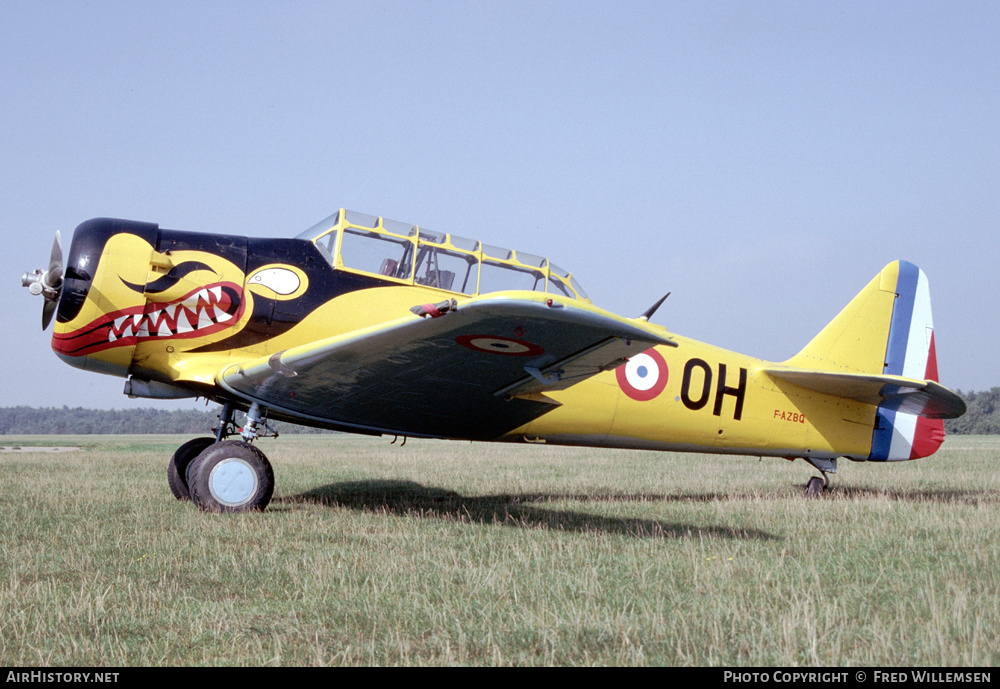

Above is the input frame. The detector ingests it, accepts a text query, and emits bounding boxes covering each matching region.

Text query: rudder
[869,261,944,460]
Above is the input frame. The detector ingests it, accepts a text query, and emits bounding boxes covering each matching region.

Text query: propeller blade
[42,299,57,330]
[49,230,62,269]
[45,230,63,291]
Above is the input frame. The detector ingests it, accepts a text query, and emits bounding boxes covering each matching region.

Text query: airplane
[21,209,966,512]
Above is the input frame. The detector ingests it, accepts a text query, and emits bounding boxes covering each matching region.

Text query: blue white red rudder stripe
[869,261,946,461]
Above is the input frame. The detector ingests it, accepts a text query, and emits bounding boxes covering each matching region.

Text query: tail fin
[785,261,926,375]
[774,261,963,461]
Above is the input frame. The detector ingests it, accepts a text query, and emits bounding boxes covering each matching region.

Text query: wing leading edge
[217,292,674,440]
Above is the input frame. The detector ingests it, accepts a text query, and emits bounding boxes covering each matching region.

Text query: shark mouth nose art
[52,282,244,356]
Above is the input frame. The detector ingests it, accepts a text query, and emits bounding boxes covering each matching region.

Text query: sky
[2,1,998,412]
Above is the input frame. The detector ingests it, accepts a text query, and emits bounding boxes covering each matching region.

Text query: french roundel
[455,334,545,356]
[616,349,669,401]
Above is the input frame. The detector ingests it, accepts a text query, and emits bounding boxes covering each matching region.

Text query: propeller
[21,231,64,329]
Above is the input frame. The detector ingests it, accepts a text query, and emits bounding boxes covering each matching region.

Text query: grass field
[1,433,997,666]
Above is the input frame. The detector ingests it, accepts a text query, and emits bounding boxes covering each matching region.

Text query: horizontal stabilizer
[764,368,966,419]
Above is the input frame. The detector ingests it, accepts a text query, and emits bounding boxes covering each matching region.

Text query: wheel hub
[208,457,259,507]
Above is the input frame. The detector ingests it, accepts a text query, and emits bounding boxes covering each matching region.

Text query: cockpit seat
[380,258,398,277]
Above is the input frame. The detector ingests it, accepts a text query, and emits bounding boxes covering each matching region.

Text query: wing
[217,292,675,439]
[763,368,966,419]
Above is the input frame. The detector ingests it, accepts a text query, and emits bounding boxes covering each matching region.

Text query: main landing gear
[167,402,276,513]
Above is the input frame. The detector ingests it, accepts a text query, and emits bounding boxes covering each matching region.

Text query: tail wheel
[805,476,826,498]
[168,437,217,501]
[189,440,274,513]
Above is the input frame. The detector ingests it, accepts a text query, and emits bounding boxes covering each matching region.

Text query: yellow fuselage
[49,216,952,465]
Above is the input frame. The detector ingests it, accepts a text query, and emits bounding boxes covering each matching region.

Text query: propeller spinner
[21,231,64,329]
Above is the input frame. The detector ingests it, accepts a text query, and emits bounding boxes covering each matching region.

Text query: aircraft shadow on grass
[831,486,998,505]
[286,480,779,541]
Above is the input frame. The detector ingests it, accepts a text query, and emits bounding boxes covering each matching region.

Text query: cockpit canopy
[296,209,589,300]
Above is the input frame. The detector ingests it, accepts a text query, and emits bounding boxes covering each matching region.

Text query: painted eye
[248,268,300,295]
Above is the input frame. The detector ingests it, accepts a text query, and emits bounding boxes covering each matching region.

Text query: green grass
[1,434,998,666]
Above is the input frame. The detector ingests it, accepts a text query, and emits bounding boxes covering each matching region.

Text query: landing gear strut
[167,402,276,513]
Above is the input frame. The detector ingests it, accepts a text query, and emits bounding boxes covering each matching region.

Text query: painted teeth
[196,308,214,329]
[106,287,235,343]
[181,288,219,309]
[176,310,194,334]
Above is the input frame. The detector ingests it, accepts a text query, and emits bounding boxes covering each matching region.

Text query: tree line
[943,388,1000,435]
[2,388,999,435]
[0,406,330,435]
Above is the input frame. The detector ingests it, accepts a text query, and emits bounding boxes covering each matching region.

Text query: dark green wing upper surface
[218,293,674,439]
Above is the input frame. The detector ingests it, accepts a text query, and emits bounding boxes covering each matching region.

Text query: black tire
[168,437,217,501]
[188,440,274,513]
[805,476,825,498]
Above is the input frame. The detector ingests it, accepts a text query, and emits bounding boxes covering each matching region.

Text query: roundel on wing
[616,349,668,401]
[454,334,545,356]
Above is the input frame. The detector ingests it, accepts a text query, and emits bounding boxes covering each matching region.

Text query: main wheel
[168,437,217,501]
[188,440,274,513]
